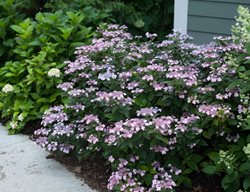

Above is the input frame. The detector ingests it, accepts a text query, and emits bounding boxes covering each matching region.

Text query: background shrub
[0,0,35,65]
[0,5,105,133]
[45,0,174,39]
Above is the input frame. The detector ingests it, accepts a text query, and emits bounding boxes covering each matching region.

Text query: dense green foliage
[45,0,174,39]
[0,0,110,66]
[0,45,64,133]
[0,2,106,133]
[0,0,32,64]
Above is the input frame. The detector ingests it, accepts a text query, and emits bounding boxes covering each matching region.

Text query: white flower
[18,114,24,121]
[145,32,158,39]
[98,71,117,81]
[108,155,115,163]
[48,68,60,77]
[243,144,250,158]
[10,121,18,129]
[2,84,14,93]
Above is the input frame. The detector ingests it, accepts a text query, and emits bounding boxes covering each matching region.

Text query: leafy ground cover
[34,6,250,192]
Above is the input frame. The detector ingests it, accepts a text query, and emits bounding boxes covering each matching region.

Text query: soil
[47,153,111,192]
[0,118,9,125]
[176,173,222,192]
[21,120,42,136]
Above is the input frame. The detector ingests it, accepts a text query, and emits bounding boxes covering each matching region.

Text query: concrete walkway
[0,126,96,192]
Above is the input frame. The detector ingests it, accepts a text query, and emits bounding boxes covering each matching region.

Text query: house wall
[187,0,250,44]
[174,0,189,34]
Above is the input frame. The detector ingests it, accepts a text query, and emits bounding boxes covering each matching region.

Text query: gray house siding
[187,0,250,44]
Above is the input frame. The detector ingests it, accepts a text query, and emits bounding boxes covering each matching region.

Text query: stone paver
[0,126,96,192]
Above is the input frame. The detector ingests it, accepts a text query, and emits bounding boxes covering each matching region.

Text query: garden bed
[53,155,222,192]
[26,121,222,192]
[1,2,250,191]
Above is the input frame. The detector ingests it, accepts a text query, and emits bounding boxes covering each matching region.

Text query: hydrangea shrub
[0,10,95,133]
[0,44,64,133]
[34,22,250,191]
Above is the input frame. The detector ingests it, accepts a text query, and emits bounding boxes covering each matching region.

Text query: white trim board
[174,0,189,34]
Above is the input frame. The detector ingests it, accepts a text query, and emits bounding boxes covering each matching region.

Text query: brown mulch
[47,153,111,192]
[21,120,42,136]
[177,173,222,192]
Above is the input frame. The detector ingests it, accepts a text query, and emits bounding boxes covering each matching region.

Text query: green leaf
[3,39,14,47]
[156,98,164,106]
[59,27,74,40]
[183,177,192,188]
[144,174,153,186]
[50,35,63,43]
[70,42,85,49]
[203,130,213,139]
[140,165,149,171]
[241,83,250,94]
[223,178,240,192]
[190,154,203,163]
[19,18,32,29]
[239,161,250,172]
[3,72,15,77]
[120,109,129,118]
[68,12,85,27]
[243,118,250,130]
[212,119,219,127]
[202,165,217,174]
[14,99,22,109]
[142,131,150,140]
[104,113,114,120]
[207,152,220,163]
[246,43,250,55]
[247,134,250,143]
[37,98,49,103]
[183,168,193,174]
[149,139,158,147]
[149,168,157,174]
[0,102,4,109]
[13,111,19,118]
[137,149,147,159]
[187,161,199,171]
[154,133,168,144]
[243,176,250,190]
[49,92,59,102]
[221,171,238,191]
[39,105,49,113]
[134,97,147,107]
[146,152,155,163]
[34,68,44,75]
[10,25,24,34]
[238,66,246,72]
[29,39,41,46]
[0,20,6,39]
